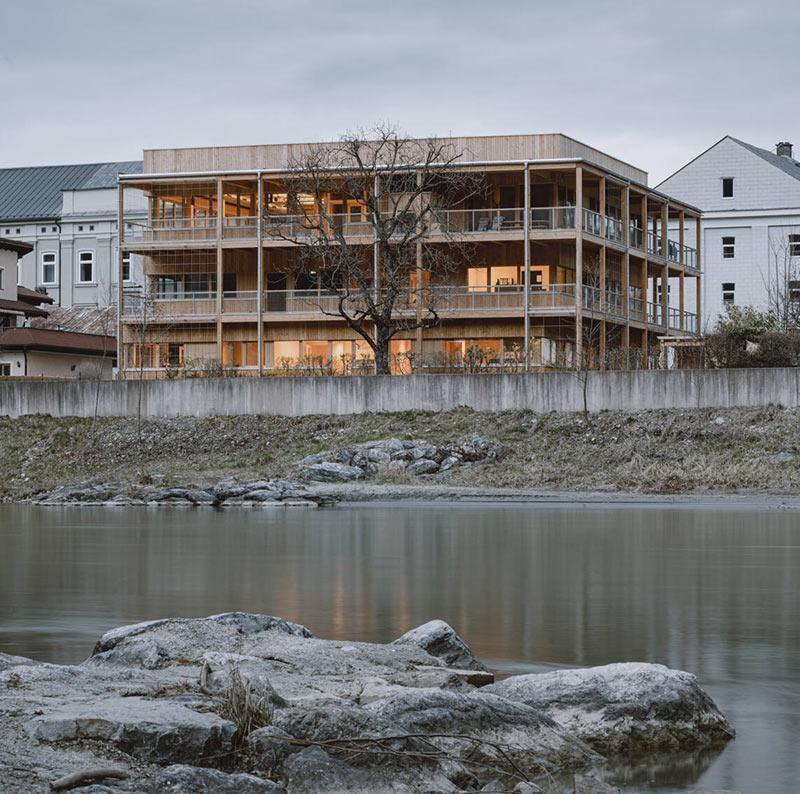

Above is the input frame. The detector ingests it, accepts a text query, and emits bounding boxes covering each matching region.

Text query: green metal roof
[0,160,142,223]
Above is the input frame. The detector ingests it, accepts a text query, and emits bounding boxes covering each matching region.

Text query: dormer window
[722,177,734,198]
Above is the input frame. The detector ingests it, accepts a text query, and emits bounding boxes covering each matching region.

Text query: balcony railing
[432,207,526,234]
[629,224,644,250]
[648,232,663,258]
[530,206,576,230]
[647,301,663,325]
[126,218,217,243]
[604,217,624,244]
[582,209,602,236]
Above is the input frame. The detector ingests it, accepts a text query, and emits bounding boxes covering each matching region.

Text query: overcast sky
[1,0,798,183]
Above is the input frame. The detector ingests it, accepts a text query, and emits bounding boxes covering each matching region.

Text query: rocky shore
[0,613,735,793]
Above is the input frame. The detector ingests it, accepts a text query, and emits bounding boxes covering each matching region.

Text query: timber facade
[117,134,702,378]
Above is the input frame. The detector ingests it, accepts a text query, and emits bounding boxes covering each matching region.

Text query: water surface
[1,502,798,793]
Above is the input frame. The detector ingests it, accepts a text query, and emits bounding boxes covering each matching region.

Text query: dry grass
[215,668,273,742]
[1,405,799,499]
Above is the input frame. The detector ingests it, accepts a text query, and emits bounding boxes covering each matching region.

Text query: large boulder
[91,612,313,667]
[301,462,364,482]
[393,620,488,673]
[28,696,236,764]
[483,663,734,755]
[154,764,284,793]
[364,689,600,777]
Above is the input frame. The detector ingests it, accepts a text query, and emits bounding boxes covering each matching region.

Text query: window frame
[789,234,800,258]
[77,249,95,284]
[722,236,736,259]
[722,177,734,199]
[40,251,58,285]
[121,251,132,283]
[721,282,736,304]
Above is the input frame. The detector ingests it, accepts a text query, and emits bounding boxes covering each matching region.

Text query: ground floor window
[127,343,158,369]
[223,341,258,368]
[0,363,10,377]
[722,282,735,304]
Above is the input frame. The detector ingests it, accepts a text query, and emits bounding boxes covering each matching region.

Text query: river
[1,501,798,793]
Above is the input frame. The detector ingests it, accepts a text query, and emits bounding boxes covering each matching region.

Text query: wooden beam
[216,177,223,364]
[575,165,583,368]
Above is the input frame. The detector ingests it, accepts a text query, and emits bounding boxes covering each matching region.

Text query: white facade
[0,348,114,379]
[5,186,147,308]
[658,136,800,331]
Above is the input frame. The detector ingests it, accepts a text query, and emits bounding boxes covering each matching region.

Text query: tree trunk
[374,330,391,375]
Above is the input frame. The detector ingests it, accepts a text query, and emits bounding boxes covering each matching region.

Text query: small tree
[272,124,484,375]
[763,236,800,331]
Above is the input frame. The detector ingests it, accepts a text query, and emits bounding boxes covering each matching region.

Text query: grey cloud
[0,0,798,183]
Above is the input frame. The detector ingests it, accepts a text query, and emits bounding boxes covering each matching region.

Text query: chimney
[776,141,793,158]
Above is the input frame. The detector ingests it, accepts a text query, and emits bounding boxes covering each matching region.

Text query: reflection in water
[0,503,798,793]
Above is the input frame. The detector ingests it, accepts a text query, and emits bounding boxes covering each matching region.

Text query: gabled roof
[729,137,800,183]
[0,237,33,255]
[657,135,800,188]
[0,160,143,223]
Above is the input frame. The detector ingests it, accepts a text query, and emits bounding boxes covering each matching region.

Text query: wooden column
[696,215,702,331]
[523,162,530,370]
[216,178,223,364]
[621,185,630,350]
[415,170,423,367]
[256,174,263,375]
[679,270,685,331]
[575,165,583,368]
[679,209,685,265]
[117,183,125,380]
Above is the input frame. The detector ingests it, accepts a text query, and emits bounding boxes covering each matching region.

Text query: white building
[0,161,146,308]
[658,136,800,330]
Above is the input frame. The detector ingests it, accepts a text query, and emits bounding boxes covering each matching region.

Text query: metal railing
[125,218,217,243]
[647,301,663,325]
[432,207,526,234]
[604,216,624,244]
[629,224,644,249]
[530,206,576,230]
[648,232,663,258]
[582,209,603,236]
[629,294,645,321]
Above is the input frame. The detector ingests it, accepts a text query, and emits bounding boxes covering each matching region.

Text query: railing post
[523,162,530,372]
[256,173,263,375]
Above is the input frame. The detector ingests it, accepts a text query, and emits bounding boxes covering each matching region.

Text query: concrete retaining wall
[1,369,799,419]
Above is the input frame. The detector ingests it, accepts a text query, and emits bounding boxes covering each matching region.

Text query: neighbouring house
[117,133,701,378]
[0,239,116,378]
[658,136,800,330]
[0,160,146,308]
[0,327,116,379]
[0,238,52,329]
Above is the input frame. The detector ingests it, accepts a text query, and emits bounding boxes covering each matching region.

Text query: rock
[406,459,439,476]
[482,662,734,755]
[247,727,303,773]
[393,620,488,673]
[243,489,286,502]
[438,455,462,472]
[28,696,236,764]
[155,764,283,793]
[364,689,600,775]
[203,660,287,710]
[0,652,38,671]
[92,612,312,666]
[88,637,169,669]
[282,746,400,793]
[301,462,364,482]
[148,487,215,505]
[573,773,620,793]
[767,452,796,464]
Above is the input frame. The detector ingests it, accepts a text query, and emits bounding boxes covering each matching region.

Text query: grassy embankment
[1,405,799,501]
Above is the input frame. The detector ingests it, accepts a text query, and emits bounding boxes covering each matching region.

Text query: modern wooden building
[117,134,701,377]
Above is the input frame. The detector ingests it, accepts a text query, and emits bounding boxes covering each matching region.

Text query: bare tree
[763,235,800,331]
[270,124,484,375]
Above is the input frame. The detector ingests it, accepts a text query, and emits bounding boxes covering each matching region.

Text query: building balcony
[123,208,698,269]
[121,283,697,333]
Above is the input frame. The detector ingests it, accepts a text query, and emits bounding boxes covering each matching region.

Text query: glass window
[722,282,735,304]
[41,252,57,284]
[78,251,94,283]
[789,234,800,257]
[122,253,131,282]
[722,178,734,198]
[722,237,735,259]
